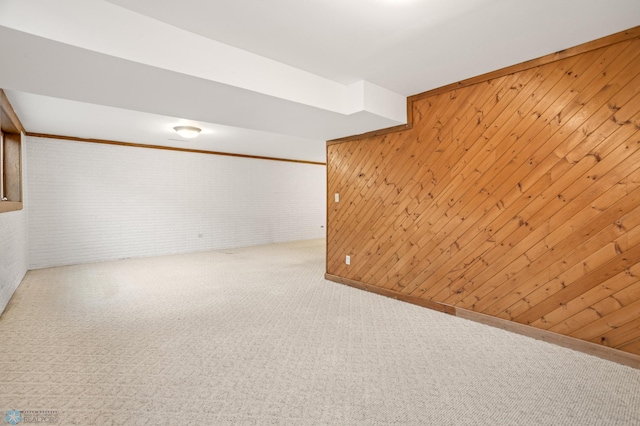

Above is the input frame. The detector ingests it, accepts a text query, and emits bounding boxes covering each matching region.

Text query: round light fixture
[173,126,201,139]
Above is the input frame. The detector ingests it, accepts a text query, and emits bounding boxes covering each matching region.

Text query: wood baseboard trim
[455,309,640,369]
[324,273,640,369]
[26,133,327,166]
[325,273,456,315]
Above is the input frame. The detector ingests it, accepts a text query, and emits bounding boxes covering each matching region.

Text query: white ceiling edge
[101,0,640,96]
[105,0,498,89]
[2,0,636,163]
[7,91,327,163]
[0,0,406,124]
[0,25,402,141]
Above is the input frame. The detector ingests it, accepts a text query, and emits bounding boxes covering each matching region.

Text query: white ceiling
[1,0,639,163]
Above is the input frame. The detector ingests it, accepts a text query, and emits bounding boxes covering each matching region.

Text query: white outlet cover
[334,193,340,202]
[345,255,350,265]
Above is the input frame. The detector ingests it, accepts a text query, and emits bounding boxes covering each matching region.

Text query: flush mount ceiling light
[173,126,201,139]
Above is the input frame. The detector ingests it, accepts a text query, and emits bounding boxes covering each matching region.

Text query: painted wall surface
[0,211,28,313]
[0,137,28,314]
[327,36,640,356]
[27,137,326,269]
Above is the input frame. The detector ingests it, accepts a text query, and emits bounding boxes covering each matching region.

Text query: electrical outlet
[335,193,340,202]
[345,255,351,265]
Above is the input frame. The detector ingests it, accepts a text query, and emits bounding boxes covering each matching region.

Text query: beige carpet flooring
[0,239,639,425]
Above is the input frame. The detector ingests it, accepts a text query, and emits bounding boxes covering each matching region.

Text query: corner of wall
[0,134,29,315]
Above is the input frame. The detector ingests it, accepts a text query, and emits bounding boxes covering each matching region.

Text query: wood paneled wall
[326,27,640,363]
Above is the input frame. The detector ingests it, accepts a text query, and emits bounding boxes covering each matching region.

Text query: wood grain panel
[326,26,640,360]
[0,89,24,134]
[3,132,21,202]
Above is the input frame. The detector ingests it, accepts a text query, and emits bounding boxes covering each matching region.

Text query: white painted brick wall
[0,210,28,313]
[26,137,326,269]
[0,136,28,314]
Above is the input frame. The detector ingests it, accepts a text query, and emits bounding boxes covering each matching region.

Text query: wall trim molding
[328,25,640,145]
[0,89,25,134]
[325,273,456,315]
[325,273,640,369]
[0,201,23,213]
[26,132,327,166]
[0,90,24,213]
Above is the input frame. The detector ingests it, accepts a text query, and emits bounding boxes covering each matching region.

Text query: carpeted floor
[0,239,639,425]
